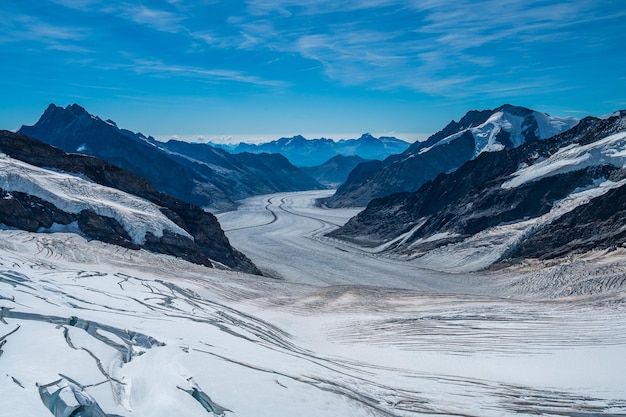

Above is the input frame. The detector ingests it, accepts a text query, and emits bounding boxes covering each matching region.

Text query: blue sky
[1,0,625,143]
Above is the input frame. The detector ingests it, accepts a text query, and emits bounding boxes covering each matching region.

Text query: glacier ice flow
[0,191,625,416]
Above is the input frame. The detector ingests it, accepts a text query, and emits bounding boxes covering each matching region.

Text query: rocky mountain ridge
[323,104,579,208]
[19,104,323,211]
[211,133,410,167]
[300,154,368,187]
[329,111,626,271]
[0,130,260,274]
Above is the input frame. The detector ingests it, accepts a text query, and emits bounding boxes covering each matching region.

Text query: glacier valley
[1,190,626,416]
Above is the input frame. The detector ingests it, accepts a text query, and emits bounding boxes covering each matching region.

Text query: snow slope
[503,131,626,189]
[331,113,626,273]
[403,131,626,273]
[326,105,579,208]
[1,222,626,417]
[0,154,191,244]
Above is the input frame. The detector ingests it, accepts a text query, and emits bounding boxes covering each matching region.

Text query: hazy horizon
[155,131,428,145]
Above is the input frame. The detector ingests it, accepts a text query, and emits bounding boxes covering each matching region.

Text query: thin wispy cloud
[21,0,618,97]
[1,0,624,137]
[130,59,291,88]
[116,4,185,33]
[48,0,102,10]
[0,14,87,43]
[214,0,619,98]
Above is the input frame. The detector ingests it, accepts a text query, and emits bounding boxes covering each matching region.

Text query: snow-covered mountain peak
[418,106,579,158]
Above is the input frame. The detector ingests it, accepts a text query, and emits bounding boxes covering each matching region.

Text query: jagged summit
[19,103,323,211]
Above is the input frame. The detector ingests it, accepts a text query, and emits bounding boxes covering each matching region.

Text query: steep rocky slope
[155,139,321,196]
[329,112,626,270]
[0,130,260,274]
[301,154,368,187]
[324,105,578,207]
[19,104,323,211]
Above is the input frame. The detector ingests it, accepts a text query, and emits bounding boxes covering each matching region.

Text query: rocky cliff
[0,130,260,274]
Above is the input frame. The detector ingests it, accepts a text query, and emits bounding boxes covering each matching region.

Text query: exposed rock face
[324,104,579,208]
[157,140,322,197]
[0,130,260,274]
[508,169,626,260]
[301,154,368,187]
[77,209,138,249]
[329,112,626,268]
[0,190,77,233]
[213,133,410,167]
[18,104,323,211]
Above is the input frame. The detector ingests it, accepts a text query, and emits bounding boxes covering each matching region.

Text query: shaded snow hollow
[0,154,191,244]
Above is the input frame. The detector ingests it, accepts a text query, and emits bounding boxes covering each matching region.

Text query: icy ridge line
[503,131,626,189]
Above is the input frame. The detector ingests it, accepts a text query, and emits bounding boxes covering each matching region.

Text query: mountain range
[329,111,626,271]
[323,104,579,207]
[19,104,323,211]
[210,133,410,167]
[300,154,368,187]
[7,102,626,272]
[0,129,260,274]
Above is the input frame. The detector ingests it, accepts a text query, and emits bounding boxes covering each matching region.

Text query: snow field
[1,190,626,416]
[417,110,578,158]
[503,131,626,189]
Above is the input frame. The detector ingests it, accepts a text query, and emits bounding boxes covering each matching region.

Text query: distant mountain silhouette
[301,154,369,187]
[19,104,323,211]
[211,133,410,167]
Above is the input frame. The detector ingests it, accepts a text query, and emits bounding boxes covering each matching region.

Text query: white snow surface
[392,178,626,273]
[418,110,578,158]
[0,155,191,244]
[1,190,626,416]
[533,110,579,139]
[503,131,626,189]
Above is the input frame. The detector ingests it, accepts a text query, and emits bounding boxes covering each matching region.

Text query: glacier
[1,191,625,416]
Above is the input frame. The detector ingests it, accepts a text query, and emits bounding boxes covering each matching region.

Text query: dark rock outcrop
[0,190,76,233]
[0,130,260,274]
